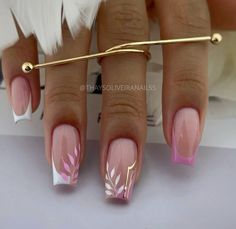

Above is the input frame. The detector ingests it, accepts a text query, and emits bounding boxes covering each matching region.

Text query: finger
[156,0,211,165]
[1,31,40,123]
[44,25,91,186]
[98,0,149,201]
[208,0,236,29]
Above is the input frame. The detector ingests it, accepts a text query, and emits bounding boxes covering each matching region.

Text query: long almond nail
[52,125,80,186]
[11,77,32,123]
[105,138,137,202]
[172,108,200,165]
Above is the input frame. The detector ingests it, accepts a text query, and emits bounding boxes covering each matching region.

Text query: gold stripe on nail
[123,161,137,199]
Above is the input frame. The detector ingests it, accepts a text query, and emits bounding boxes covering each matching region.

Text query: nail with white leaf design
[105,138,137,201]
[52,125,80,186]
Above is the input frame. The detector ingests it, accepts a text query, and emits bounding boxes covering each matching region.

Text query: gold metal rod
[107,36,213,52]
[22,49,148,73]
[34,49,146,69]
[113,33,222,51]
[22,33,222,74]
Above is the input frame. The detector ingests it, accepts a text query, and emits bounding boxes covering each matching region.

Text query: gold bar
[34,49,147,70]
[22,49,149,73]
[22,33,222,74]
[107,36,212,52]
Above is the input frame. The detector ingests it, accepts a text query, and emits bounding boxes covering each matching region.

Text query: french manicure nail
[172,108,200,165]
[52,125,80,186]
[11,77,32,123]
[105,138,137,202]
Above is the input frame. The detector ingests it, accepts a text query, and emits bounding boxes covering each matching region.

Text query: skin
[1,0,236,185]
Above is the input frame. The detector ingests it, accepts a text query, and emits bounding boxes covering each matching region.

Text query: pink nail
[52,125,81,186]
[105,138,137,202]
[11,77,32,123]
[172,108,200,166]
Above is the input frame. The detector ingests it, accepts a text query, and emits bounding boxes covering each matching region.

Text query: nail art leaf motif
[68,154,75,166]
[105,162,125,197]
[110,168,115,178]
[60,146,80,185]
[105,190,113,196]
[117,185,125,194]
[63,161,71,173]
[105,183,112,190]
[115,174,121,186]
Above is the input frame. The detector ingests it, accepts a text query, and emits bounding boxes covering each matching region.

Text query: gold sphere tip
[211,33,222,45]
[22,62,33,74]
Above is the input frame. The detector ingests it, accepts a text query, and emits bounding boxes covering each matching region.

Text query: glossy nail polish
[52,125,80,186]
[105,138,137,202]
[172,108,200,165]
[11,77,32,123]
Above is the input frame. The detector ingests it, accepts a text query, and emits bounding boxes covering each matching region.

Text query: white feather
[0,0,103,54]
[63,0,101,38]
[0,0,19,49]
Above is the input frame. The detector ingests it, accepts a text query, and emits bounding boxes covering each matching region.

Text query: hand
[1,0,235,202]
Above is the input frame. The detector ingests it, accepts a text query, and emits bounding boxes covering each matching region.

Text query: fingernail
[52,125,81,186]
[172,108,200,166]
[105,138,137,202]
[11,77,32,123]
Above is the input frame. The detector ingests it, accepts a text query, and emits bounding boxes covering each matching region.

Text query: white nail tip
[52,158,70,186]
[12,96,32,123]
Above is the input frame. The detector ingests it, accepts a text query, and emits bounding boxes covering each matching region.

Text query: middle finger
[98,0,149,201]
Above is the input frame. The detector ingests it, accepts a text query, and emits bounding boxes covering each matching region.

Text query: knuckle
[45,85,82,106]
[168,0,210,36]
[103,91,146,120]
[172,69,207,95]
[103,2,149,44]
